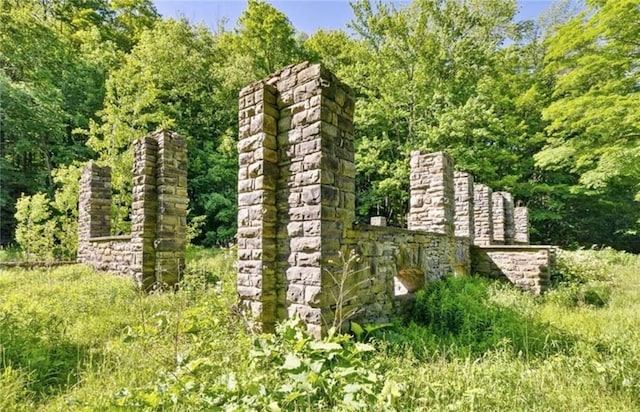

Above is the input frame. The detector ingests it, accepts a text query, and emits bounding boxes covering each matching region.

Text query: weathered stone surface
[237,62,550,337]
[473,184,493,246]
[514,206,530,245]
[492,191,506,245]
[471,245,555,294]
[454,172,474,240]
[78,130,187,290]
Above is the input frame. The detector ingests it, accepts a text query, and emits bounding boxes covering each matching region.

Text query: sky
[153,0,556,34]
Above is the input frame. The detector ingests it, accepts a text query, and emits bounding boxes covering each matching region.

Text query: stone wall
[78,130,187,289]
[341,225,453,322]
[471,246,555,294]
[237,62,555,336]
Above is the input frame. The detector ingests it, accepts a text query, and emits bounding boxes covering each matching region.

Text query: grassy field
[0,247,638,411]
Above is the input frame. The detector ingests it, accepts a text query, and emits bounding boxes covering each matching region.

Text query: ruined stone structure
[78,130,188,289]
[237,62,555,336]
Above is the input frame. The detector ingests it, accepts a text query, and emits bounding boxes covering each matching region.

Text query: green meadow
[1,247,638,411]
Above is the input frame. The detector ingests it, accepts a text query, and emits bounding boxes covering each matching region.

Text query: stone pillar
[273,63,355,338]
[473,184,493,246]
[131,136,158,289]
[454,172,474,240]
[408,151,455,236]
[502,192,515,244]
[237,82,280,332]
[408,151,455,277]
[78,162,111,263]
[492,192,506,245]
[154,131,188,287]
[514,206,530,245]
[237,62,355,337]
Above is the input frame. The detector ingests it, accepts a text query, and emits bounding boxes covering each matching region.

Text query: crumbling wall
[78,130,187,289]
[237,62,555,336]
[471,246,555,294]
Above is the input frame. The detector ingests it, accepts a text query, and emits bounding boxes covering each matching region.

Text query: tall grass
[0,246,638,410]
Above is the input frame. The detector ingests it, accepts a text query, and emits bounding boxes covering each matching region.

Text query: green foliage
[14,193,55,260]
[0,0,155,244]
[2,0,637,251]
[87,18,241,243]
[546,248,618,308]
[552,248,612,285]
[0,265,140,400]
[118,317,397,410]
[539,0,640,191]
[1,248,640,410]
[333,0,540,225]
[534,0,640,249]
[49,164,81,259]
[407,276,571,358]
[235,0,304,78]
[12,165,80,260]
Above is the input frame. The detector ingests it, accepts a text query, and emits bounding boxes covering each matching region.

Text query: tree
[0,0,156,245]
[537,0,640,192]
[535,0,640,251]
[235,0,303,79]
[88,19,239,244]
[14,193,56,260]
[334,0,518,224]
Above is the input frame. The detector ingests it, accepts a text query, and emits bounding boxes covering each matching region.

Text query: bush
[116,317,400,410]
[551,249,612,285]
[546,249,619,309]
[405,276,572,358]
[13,165,81,260]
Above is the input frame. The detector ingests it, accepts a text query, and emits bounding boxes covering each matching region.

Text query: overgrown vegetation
[2,0,639,252]
[1,247,638,410]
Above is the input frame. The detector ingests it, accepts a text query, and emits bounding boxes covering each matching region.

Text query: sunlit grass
[0,246,638,410]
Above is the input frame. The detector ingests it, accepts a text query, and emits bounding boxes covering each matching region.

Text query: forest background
[1,0,638,259]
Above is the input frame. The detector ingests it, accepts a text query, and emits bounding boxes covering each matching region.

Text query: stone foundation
[78,130,187,289]
[237,62,556,336]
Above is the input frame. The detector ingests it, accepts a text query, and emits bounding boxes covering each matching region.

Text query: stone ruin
[75,62,555,336]
[237,62,556,336]
[77,130,188,289]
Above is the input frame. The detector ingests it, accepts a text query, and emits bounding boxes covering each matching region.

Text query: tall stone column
[131,136,158,289]
[491,192,506,245]
[502,192,515,244]
[454,172,475,240]
[514,206,530,245]
[408,151,455,235]
[408,151,455,276]
[492,191,515,245]
[272,63,355,338]
[78,162,111,263]
[154,130,188,287]
[473,184,493,246]
[237,62,355,337]
[237,82,280,332]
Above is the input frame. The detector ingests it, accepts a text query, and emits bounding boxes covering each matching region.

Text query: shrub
[407,276,572,358]
[546,249,618,308]
[13,164,81,260]
[14,193,56,260]
[551,249,612,285]
[116,317,400,410]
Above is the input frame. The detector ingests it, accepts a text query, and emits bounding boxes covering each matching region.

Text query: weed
[0,247,638,410]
